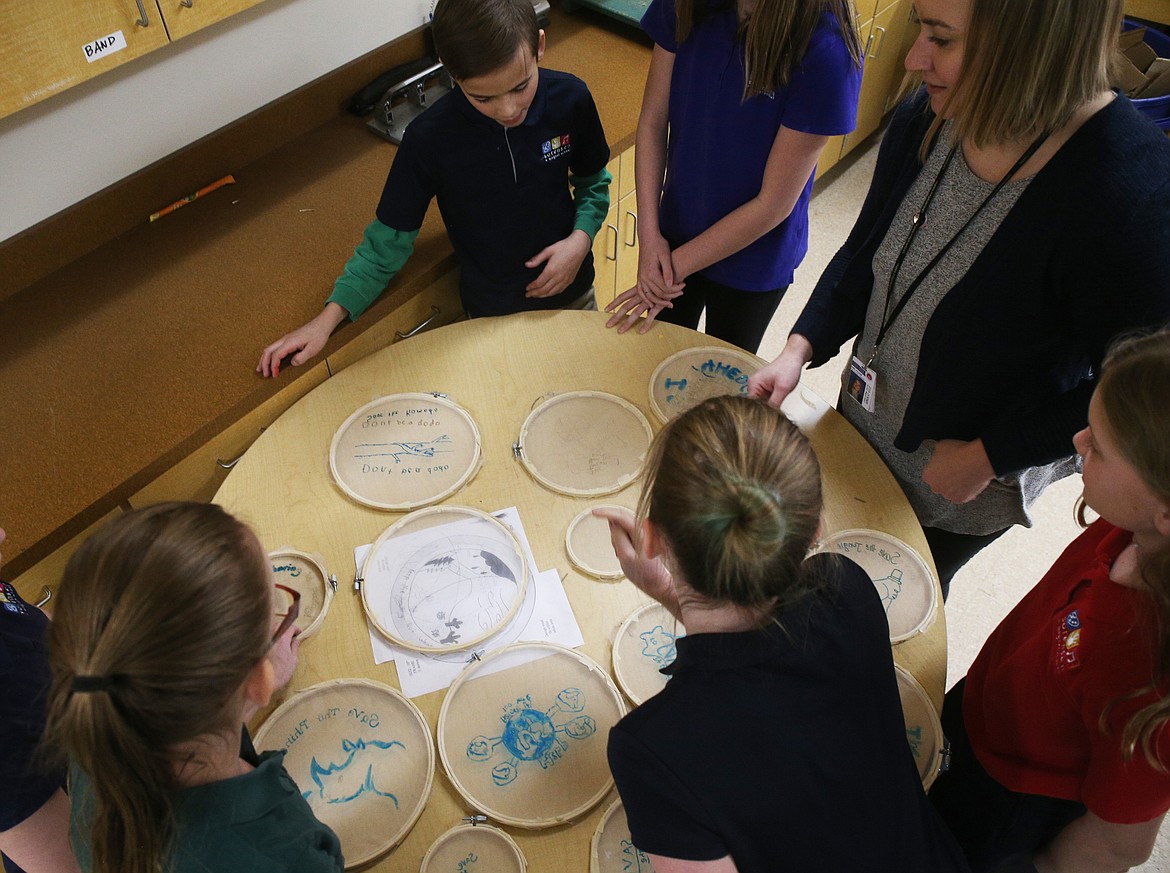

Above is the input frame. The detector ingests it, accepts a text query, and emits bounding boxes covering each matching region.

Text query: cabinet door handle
[395,305,442,341]
[870,26,887,59]
[624,212,638,247]
[863,32,874,60]
[217,455,242,469]
[134,0,150,26]
[606,223,618,261]
[35,586,52,609]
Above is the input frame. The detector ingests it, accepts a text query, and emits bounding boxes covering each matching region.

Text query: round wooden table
[216,309,946,870]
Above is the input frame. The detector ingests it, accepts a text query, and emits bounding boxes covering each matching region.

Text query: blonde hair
[637,396,828,619]
[926,0,1121,150]
[1092,328,1170,770]
[675,0,861,101]
[42,503,272,873]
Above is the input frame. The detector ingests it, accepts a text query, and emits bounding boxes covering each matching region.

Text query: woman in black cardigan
[750,0,1170,595]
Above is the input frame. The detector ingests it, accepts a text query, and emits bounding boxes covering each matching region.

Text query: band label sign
[83,31,127,64]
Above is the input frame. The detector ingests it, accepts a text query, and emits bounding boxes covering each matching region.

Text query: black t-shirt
[1,582,63,873]
[376,67,610,317]
[607,555,968,872]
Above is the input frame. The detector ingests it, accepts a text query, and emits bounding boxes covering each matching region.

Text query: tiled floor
[752,134,1168,871]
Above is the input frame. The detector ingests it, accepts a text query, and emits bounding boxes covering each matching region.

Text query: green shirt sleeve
[570,166,613,241]
[326,220,419,321]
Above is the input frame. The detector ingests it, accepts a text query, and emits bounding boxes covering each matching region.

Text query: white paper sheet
[359,507,584,697]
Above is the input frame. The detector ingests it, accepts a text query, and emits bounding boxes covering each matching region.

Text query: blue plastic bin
[1123,18,1170,130]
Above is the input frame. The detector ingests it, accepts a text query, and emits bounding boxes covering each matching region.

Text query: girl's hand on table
[922,438,996,503]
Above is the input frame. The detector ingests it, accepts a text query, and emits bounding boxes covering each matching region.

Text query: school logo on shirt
[541,132,571,163]
[0,581,30,616]
[1054,610,1081,671]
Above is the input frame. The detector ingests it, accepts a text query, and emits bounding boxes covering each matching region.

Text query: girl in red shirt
[930,327,1170,872]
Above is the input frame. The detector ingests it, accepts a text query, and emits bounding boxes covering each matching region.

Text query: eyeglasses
[272,583,301,643]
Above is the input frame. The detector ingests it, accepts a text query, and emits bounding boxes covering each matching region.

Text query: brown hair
[42,503,272,873]
[675,0,861,101]
[1092,328,1170,770]
[638,395,827,619]
[431,0,540,81]
[926,0,1121,150]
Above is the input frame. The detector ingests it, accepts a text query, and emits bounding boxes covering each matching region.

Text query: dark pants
[929,679,1087,872]
[656,273,787,354]
[923,525,1010,601]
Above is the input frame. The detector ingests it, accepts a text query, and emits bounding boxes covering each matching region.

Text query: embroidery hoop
[437,642,627,829]
[894,664,946,789]
[816,529,938,643]
[328,392,482,510]
[647,346,763,424]
[420,822,527,873]
[252,678,434,868]
[591,797,656,873]
[359,506,529,654]
[515,391,652,497]
[565,504,628,580]
[267,548,333,640]
[612,602,686,706]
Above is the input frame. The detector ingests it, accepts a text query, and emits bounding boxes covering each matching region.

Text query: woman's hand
[748,334,812,408]
[922,439,995,503]
[592,507,677,611]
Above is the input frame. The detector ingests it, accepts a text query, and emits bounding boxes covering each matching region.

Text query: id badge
[847,356,877,412]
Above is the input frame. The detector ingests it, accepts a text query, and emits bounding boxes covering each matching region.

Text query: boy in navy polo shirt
[0,528,78,873]
[259,0,612,377]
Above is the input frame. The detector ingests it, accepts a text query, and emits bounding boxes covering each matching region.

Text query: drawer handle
[36,586,52,609]
[395,305,442,341]
[606,223,618,261]
[217,455,242,469]
[870,25,887,59]
[134,0,150,26]
[625,212,638,248]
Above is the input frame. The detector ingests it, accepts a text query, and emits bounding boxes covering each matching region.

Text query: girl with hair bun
[41,502,343,873]
[597,396,966,872]
[930,328,1170,872]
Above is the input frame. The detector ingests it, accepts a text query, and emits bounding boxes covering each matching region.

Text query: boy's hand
[257,303,347,378]
[524,230,591,299]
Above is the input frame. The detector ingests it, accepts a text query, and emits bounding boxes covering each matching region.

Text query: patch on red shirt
[1054,609,1081,671]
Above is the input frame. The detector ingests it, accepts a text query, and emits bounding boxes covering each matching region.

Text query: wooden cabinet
[0,0,268,119]
[156,0,267,41]
[10,511,123,605]
[592,148,640,311]
[128,272,461,508]
[816,0,915,177]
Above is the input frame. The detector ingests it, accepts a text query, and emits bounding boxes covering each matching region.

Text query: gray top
[840,124,1075,535]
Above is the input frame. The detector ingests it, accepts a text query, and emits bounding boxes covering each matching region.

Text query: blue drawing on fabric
[457,852,479,872]
[466,689,597,786]
[353,435,453,464]
[873,568,904,612]
[301,737,405,809]
[663,358,750,406]
[638,625,678,668]
[620,839,656,872]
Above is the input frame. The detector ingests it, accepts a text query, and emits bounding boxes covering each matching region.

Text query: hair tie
[71,675,115,694]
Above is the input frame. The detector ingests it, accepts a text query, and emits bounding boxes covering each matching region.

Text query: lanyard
[868,130,1051,365]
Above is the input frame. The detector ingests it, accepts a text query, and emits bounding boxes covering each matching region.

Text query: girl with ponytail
[41,502,343,873]
[598,396,965,872]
